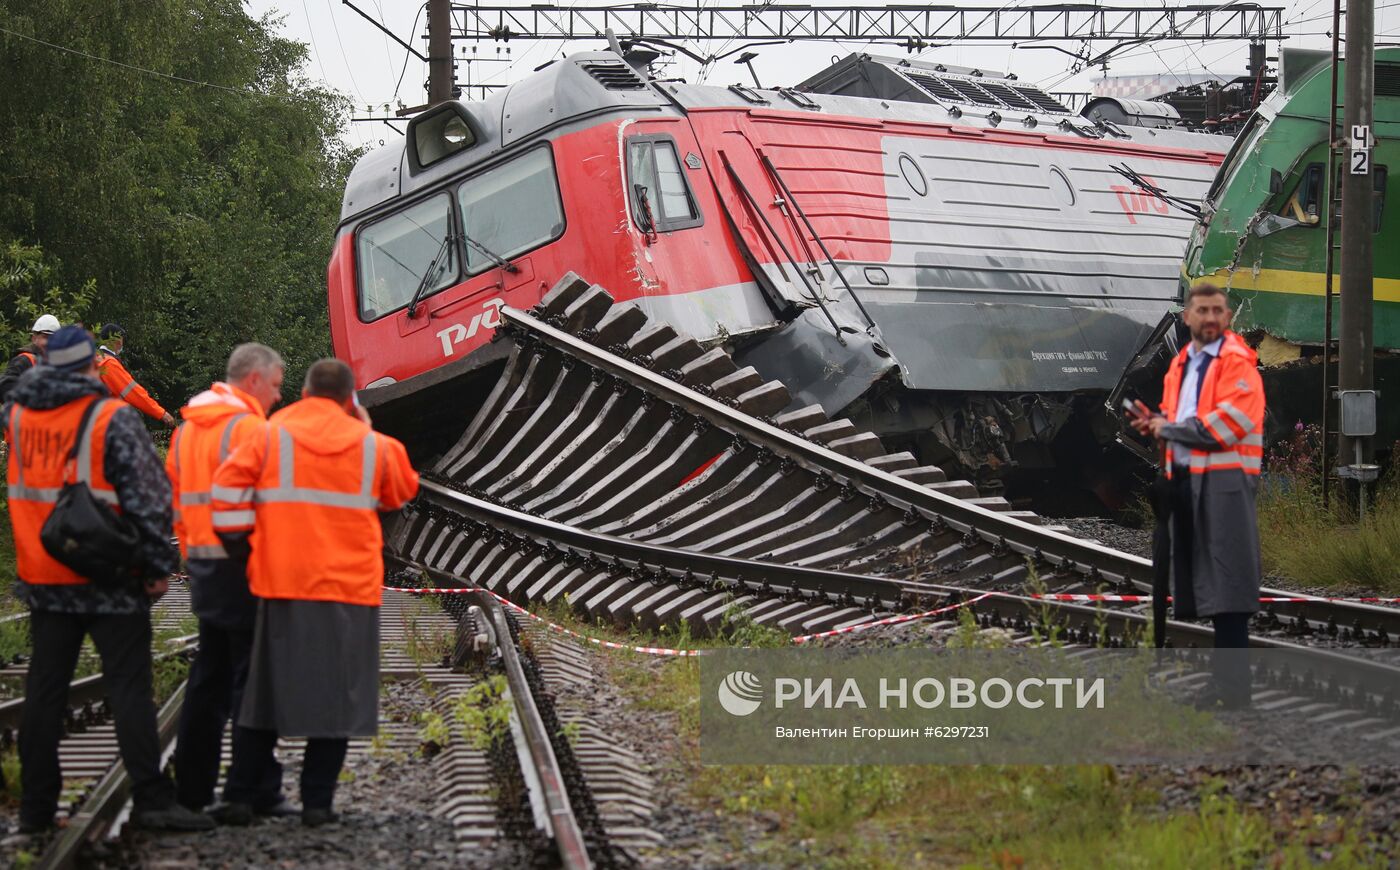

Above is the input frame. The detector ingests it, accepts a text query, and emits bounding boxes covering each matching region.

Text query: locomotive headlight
[408,105,478,172]
[443,116,470,146]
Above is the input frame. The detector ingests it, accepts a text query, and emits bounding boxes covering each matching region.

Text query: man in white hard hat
[0,314,60,404]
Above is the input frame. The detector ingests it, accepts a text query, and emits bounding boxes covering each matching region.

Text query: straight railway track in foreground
[25,589,618,869]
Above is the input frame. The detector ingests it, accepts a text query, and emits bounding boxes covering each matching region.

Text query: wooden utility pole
[1337,0,1376,465]
[428,0,455,106]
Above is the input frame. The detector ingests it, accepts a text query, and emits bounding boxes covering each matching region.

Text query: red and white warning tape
[1031,593,1400,605]
[790,592,996,644]
[391,583,1400,658]
[394,586,707,656]
[391,586,992,656]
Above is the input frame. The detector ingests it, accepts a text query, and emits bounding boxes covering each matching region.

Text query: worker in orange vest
[1128,281,1265,709]
[97,323,175,427]
[167,342,293,819]
[0,314,59,404]
[3,326,213,834]
[212,358,419,826]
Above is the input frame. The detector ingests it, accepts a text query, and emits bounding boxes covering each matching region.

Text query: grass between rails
[1256,428,1400,592]
[514,598,1385,868]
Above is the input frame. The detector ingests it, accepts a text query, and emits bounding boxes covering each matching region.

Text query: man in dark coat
[1130,282,1265,708]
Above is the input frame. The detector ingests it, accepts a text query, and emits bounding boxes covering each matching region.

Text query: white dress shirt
[1170,336,1223,467]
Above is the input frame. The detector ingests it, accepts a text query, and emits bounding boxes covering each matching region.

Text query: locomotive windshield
[457,146,565,275]
[1205,111,1264,205]
[356,194,457,321]
[354,146,565,320]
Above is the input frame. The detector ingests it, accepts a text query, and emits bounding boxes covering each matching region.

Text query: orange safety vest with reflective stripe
[97,347,167,421]
[18,351,36,367]
[211,397,419,607]
[166,383,266,561]
[1160,330,1265,478]
[5,396,123,585]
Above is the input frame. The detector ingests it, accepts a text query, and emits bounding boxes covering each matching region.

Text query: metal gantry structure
[446,3,1286,45]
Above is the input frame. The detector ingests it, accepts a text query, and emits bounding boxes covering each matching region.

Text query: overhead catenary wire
[394,3,429,102]
[323,0,369,102]
[370,0,398,81]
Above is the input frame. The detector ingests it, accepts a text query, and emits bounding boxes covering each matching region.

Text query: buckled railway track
[391,273,1400,652]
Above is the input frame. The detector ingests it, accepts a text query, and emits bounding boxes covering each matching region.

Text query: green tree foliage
[0,0,357,407]
[0,241,97,354]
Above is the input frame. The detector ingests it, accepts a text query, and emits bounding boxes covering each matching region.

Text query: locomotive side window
[1280,163,1389,232]
[1279,163,1324,225]
[626,135,702,232]
[456,146,566,275]
[356,193,457,321]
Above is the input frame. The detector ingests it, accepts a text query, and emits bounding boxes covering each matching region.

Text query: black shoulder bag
[40,398,140,585]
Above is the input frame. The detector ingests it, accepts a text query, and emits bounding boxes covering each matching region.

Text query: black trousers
[174,620,280,809]
[1172,472,1252,698]
[225,728,348,810]
[20,610,174,824]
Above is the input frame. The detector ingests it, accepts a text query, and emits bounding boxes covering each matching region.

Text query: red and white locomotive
[329,50,1226,491]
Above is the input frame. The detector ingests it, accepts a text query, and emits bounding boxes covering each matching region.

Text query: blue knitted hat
[46,325,97,372]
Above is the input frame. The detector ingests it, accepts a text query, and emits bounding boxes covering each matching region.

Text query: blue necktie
[1194,353,1213,402]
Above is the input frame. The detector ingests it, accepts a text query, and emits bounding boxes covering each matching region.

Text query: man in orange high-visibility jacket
[1129,281,1265,709]
[167,343,291,818]
[3,326,213,834]
[212,358,419,827]
[0,314,58,404]
[97,323,175,427]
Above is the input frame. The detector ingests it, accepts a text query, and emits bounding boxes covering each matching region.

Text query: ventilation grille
[979,81,1040,111]
[1013,86,1073,114]
[904,71,962,103]
[1378,62,1400,98]
[901,69,1073,114]
[942,77,1000,106]
[581,60,647,90]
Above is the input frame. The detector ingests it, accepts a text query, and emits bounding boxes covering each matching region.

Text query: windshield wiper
[406,232,457,319]
[462,231,520,274]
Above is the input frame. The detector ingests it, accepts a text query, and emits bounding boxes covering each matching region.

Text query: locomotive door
[620,120,709,276]
[683,110,880,319]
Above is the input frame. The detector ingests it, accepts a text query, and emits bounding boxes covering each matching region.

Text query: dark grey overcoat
[238,599,380,738]
[1161,419,1263,619]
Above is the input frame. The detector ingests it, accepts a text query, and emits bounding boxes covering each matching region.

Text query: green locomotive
[1178,47,1400,441]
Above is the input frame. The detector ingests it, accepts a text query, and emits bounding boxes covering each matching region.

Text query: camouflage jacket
[2,366,178,614]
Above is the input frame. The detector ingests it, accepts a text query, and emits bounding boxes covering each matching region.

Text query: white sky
[245,0,1399,150]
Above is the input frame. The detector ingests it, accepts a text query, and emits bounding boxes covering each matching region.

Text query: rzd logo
[436,298,505,357]
[717,671,763,717]
[1109,176,1170,225]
